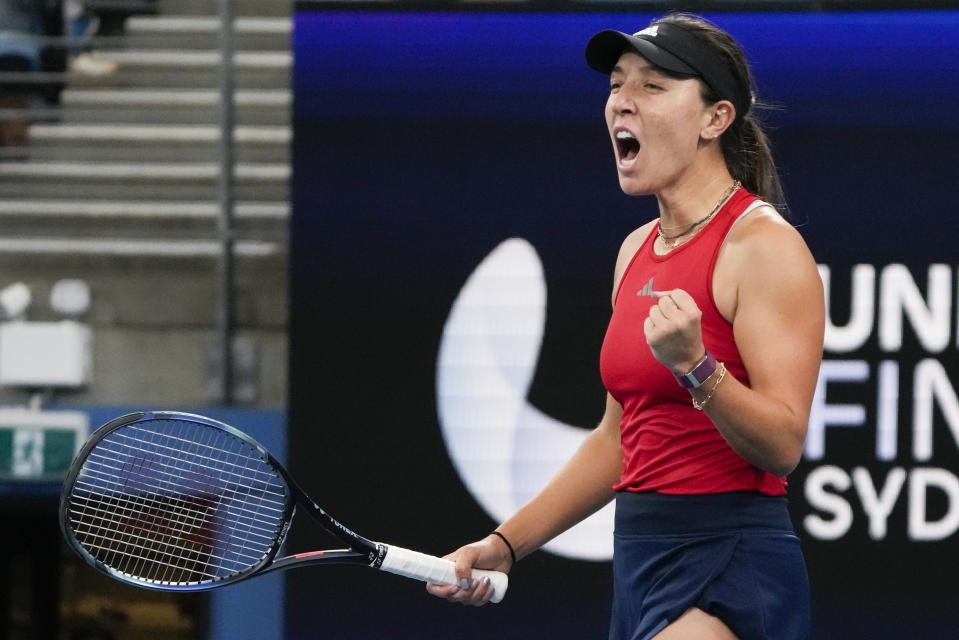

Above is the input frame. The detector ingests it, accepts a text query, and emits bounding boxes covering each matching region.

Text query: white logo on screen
[436,238,614,561]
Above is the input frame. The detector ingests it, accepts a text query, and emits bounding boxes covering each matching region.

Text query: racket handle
[378,544,508,604]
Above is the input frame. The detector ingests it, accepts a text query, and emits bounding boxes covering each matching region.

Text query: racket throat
[370,543,388,569]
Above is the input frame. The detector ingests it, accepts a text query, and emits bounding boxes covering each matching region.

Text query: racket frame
[59,411,385,591]
[60,410,507,602]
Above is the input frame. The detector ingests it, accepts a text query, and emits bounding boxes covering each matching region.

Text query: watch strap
[674,351,717,389]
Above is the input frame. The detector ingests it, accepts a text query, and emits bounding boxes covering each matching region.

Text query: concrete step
[59,88,290,125]
[26,124,290,162]
[158,0,292,17]
[65,70,288,91]
[52,105,288,125]
[3,52,290,90]
[0,199,287,220]
[0,236,282,259]
[124,16,291,50]
[67,50,291,90]
[0,199,288,240]
[22,141,287,163]
[28,123,290,143]
[101,50,291,70]
[0,161,290,181]
[61,88,290,108]
[0,181,288,201]
[0,161,289,200]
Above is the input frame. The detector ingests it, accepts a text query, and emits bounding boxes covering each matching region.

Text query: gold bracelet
[692,362,726,410]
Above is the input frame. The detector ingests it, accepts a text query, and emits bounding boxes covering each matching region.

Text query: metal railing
[216,0,236,404]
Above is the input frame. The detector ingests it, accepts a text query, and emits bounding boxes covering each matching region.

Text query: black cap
[585,22,751,119]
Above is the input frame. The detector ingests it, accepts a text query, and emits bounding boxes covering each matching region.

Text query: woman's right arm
[426,392,623,606]
[426,228,646,605]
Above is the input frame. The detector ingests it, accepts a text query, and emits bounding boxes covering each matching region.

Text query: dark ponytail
[724,114,785,211]
[656,14,786,213]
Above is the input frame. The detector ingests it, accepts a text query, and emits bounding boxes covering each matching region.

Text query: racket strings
[66,419,292,586]
[115,425,286,489]
[111,420,281,577]
[79,444,285,536]
[68,486,272,564]
[67,510,228,582]
[95,424,282,535]
[70,424,226,583]
[68,511,258,582]
[70,476,278,551]
[73,422,282,583]
[71,428,247,582]
[68,476,277,564]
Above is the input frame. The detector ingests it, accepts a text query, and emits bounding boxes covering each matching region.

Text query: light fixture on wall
[50,279,92,317]
[0,282,31,320]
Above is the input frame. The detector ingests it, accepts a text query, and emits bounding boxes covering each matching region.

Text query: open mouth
[616,130,640,162]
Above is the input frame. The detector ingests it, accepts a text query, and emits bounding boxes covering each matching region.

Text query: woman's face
[605,51,713,196]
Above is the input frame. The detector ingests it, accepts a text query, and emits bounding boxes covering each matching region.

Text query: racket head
[59,411,295,591]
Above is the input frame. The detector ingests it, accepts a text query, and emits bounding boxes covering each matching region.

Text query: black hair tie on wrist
[491,530,517,567]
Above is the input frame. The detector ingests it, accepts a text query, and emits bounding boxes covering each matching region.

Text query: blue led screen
[290,10,959,639]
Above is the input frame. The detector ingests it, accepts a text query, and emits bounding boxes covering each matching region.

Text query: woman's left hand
[643,289,706,374]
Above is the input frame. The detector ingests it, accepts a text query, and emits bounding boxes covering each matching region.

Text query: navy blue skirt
[610,491,809,640]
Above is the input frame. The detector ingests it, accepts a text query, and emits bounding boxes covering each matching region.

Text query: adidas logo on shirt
[636,277,655,297]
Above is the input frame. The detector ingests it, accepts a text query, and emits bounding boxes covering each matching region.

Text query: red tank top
[600,186,786,495]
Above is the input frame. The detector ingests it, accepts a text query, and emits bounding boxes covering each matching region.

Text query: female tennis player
[427,13,823,640]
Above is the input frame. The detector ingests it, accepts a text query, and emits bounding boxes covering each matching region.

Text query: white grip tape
[379,544,508,604]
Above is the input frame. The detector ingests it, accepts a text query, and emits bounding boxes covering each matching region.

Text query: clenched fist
[643,289,707,375]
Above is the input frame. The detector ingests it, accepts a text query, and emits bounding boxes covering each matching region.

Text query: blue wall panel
[291,10,959,639]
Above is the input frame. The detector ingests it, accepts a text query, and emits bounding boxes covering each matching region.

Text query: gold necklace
[657,180,740,250]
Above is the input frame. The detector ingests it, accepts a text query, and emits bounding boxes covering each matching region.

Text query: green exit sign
[0,409,89,479]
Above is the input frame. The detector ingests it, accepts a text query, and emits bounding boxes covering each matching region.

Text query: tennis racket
[59,411,507,601]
